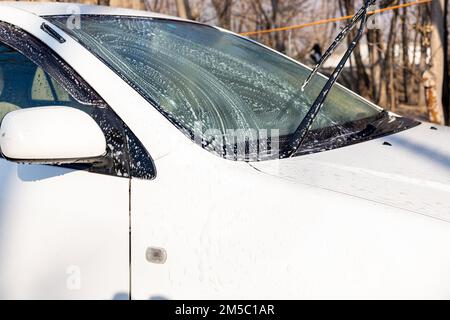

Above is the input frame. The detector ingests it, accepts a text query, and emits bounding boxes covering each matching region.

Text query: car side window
[0,22,155,180]
[31,67,72,102]
[0,42,90,120]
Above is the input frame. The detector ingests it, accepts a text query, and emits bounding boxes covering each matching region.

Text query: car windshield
[48,15,408,161]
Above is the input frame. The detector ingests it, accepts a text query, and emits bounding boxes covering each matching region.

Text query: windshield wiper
[283,0,376,158]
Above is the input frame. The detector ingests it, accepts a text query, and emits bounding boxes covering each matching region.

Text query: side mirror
[0,106,107,165]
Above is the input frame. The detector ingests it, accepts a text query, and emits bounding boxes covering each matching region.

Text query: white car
[0,2,449,300]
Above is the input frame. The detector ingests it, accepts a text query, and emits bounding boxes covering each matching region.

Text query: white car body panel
[131,126,450,300]
[0,4,134,299]
[0,3,449,299]
[0,161,130,299]
[253,123,450,221]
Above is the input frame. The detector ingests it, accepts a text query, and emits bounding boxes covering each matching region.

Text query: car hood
[251,122,450,222]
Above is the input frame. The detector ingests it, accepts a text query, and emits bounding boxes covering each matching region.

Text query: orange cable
[239,0,432,36]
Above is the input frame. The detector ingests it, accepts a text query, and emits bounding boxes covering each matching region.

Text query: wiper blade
[301,3,372,91]
[284,0,376,158]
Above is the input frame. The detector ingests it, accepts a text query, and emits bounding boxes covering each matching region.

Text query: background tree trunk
[175,0,193,20]
[443,0,449,124]
[428,0,446,124]
[212,0,233,30]
[271,0,286,53]
[340,0,371,97]
[401,0,411,103]
[97,0,110,6]
[388,10,399,111]
[418,5,429,113]
[367,29,383,104]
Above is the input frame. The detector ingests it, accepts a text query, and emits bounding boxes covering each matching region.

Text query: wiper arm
[301,3,372,91]
[283,0,376,158]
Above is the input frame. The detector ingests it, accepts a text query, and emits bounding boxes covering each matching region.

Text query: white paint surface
[0,107,106,161]
[131,124,450,300]
[0,3,450,300]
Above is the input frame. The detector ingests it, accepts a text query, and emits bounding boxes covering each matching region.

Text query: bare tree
[339,0,371,97]
[367,28,383,104]
[211,0,233,30]
[401,0,410,103]
[426,0,446,124]
[175,0,193,20]
[97,0,110,6]
[387,9,399,110]
[443,0,449,124]
[9,0,448,124]
[248,0,310,53]
[250,0,286,52]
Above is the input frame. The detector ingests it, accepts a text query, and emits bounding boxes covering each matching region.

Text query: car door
[0,22,131,299]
